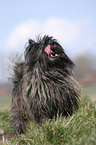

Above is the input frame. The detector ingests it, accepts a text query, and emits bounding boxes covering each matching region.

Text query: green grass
[0,84,96,144]
[0,96,96,145]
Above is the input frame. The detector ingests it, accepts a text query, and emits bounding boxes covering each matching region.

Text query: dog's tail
[9,54,24,84]
[10,61,26,134]
[12,62,24,84]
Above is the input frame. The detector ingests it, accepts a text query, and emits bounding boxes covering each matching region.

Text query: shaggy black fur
[10,35,80,134]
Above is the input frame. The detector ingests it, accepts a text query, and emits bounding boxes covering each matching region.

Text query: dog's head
[25,35,74,72]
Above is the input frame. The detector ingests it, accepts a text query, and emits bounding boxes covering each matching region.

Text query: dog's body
[10,36,80,134]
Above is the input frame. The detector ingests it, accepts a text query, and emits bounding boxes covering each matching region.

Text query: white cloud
[6,18,96,57]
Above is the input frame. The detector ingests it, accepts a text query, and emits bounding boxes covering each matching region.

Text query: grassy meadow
[0,83,96,144]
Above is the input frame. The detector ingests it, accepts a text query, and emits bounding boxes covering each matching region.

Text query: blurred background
[0,0,96,109]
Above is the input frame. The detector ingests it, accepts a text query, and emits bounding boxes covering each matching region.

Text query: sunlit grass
[0,96,96,145]
[0,84,96,144]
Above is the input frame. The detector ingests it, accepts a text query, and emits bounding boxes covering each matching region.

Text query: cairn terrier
[10,35,80,134]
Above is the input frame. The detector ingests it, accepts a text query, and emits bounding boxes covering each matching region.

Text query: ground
[0,83,96,145]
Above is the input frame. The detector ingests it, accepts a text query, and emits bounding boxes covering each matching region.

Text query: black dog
[10,35,80,134]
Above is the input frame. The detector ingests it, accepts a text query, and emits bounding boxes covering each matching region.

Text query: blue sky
[0,0,96,82]
[0,0,96,55]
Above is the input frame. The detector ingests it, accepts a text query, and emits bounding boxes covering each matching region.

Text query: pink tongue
[44,45,54,56]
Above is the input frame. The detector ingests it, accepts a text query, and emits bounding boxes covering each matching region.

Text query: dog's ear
[25,39,36,58]
[29,39,36,45]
